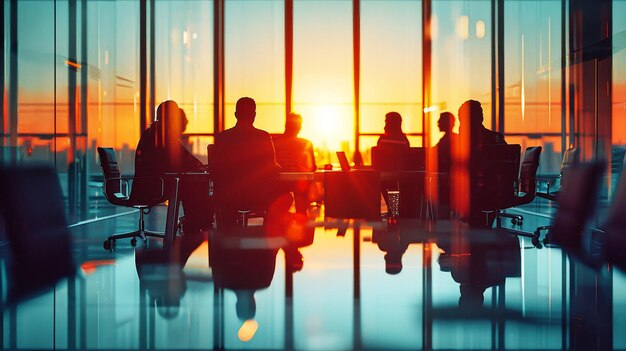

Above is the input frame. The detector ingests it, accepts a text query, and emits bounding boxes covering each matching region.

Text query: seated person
[453,100,507,227]
[273,112,317,214]
[434,112,457,173]
[212,97,293,231]
[132,100,212,235]
[376,112,420,218]
[433,112,458,218]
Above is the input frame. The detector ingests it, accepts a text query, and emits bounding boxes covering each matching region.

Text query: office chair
[536,147,579,201]
[0,165,75,303]
[473,144,522,227]
[539,161,605,249]
[495,146,542,226]
[97,147,165,251]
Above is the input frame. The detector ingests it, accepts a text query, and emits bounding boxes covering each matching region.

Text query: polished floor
[2,199,626,350]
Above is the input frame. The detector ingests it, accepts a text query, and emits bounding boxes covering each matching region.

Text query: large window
[293,0,353,165]
[431,0,492,147]
[225,0,284,135]
[155,0,214,161]
[505,0,563,173]
[360,0,422,159]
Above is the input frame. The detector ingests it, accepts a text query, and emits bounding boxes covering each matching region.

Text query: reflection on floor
[2,198,626,350]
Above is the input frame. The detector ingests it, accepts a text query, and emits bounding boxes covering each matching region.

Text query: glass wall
[224,0,284,134]
[360,0,422,161]
[0,0,605,223]
[431,0,492,147]
[155,0,214,162]
[504,0,563,173]
[293,0,353,165]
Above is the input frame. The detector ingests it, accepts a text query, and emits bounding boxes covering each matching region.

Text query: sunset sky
[7,0,626,158]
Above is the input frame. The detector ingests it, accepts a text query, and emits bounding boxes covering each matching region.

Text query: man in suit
[213,97,292,231]
[273,112,317,214]
[454,100,507,227]
[133,100,212,235]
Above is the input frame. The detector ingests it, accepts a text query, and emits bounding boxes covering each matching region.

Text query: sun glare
[303,105,351,151]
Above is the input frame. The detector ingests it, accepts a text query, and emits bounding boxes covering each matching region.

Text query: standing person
[212,97,292,231]
[273,112,317,214]
[132,100,212,235]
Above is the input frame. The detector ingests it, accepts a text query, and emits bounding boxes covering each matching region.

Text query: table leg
[164,176,180,248]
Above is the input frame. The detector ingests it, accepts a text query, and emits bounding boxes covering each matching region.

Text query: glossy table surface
[3,204,626,350]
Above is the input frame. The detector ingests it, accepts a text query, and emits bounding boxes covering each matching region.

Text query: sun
[299,105,351,151]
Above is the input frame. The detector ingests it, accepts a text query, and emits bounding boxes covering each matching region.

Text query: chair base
[496,211,524,226]
[103,208,165,251]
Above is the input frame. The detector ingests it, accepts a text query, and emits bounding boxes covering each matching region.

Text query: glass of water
[387,189,400,219]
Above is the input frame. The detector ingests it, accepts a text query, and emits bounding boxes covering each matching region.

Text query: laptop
[336,151,351,171]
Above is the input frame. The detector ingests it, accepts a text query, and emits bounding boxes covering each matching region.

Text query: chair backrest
[371,145,408,171]
[97,147,123,198]
[559,147,579,187]
[97,147,121,180]
[0,165,75,303]
[550,161,604,249]
[517,146,542,204]
[474,144,522,211]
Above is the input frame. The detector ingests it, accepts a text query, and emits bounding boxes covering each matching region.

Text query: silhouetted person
[133,100,212,235]
[273,112,317,214]
[437,232,520,311]
[376,112,421,217]
[433,112,458,218]
[377,111,410,150]
[454,100,507,227]
[213,97,292,231]
[434,112,457,173]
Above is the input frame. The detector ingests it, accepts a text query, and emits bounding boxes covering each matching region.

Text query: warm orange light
[65,60,82,69]
[80,260,116,275]
[237,319,259,342]
[309,105,348,150]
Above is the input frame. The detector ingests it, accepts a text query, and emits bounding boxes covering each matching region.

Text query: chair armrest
[102,176,164,204]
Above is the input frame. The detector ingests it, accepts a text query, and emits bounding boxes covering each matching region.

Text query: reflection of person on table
[454,100,507,227]
[437,234,520,310]
[373,226,409,274]
[212,97,293,232]
[273,112,318,214]
[132,100,212,235]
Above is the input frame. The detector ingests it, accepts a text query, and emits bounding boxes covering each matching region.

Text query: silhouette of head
[384,112,403,135]
[384,252,403,274]
[235,290,257,321]
[155,100,187,144]
[285,112,303,136]
[458,100,484,133]
[459,283,487,310]
[235,97,256,124]
[438,112,455,133]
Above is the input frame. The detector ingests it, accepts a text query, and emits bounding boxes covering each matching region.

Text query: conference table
[162,169,446,248]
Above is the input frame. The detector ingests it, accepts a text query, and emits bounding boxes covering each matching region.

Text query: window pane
[431,0,492,147]
[293,0,353,161]
[155,0,213,136]
[224,0,284,133]
[360,0,422,137]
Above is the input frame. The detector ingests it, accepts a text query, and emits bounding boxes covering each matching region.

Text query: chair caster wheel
[532,236,542,249]
[517,219,523,226]
[130,238,137,247]
[511,218,517,225]
[103,239,115,251]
